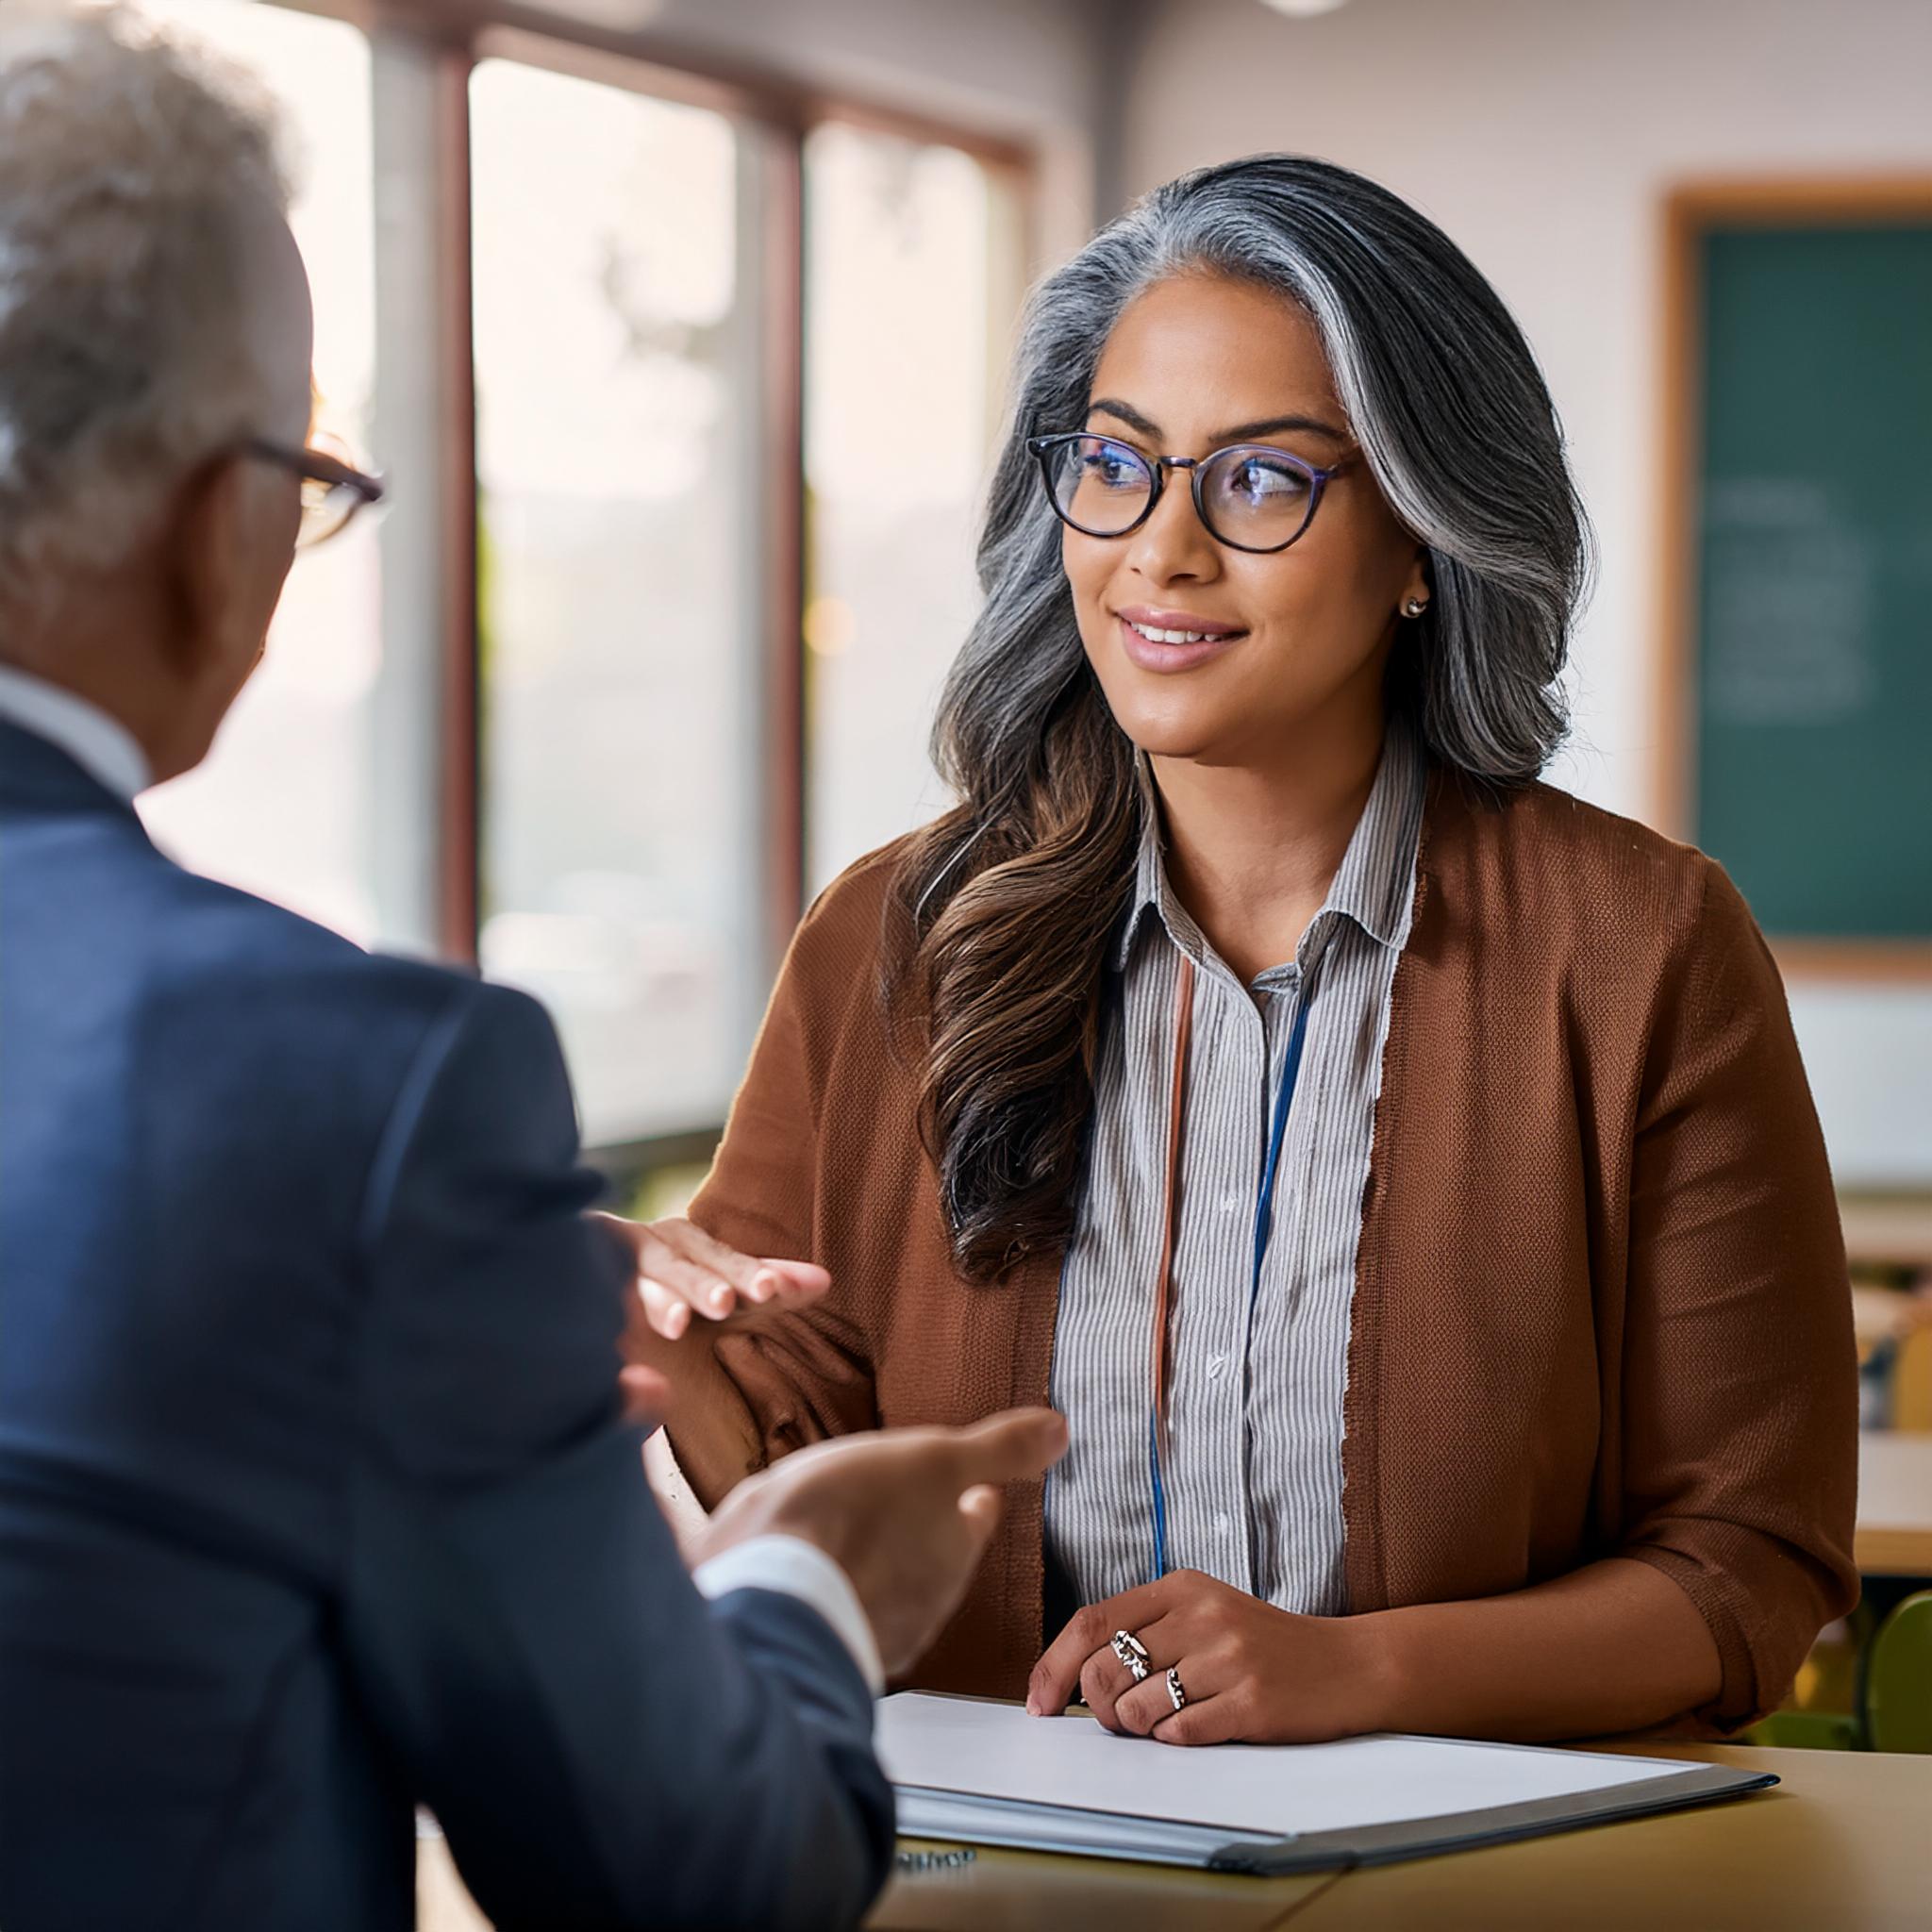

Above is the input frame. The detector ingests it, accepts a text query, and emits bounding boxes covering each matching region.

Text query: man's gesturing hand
[694,1410,1069,1680]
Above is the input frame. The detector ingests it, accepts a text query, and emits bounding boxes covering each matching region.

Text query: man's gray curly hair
[0,3,292,598]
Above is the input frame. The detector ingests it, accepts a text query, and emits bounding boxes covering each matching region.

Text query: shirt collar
[0,664,152,804]
[1114,716,1426,976]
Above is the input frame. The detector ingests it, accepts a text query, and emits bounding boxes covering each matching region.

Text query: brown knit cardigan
[655,772,1859,1732]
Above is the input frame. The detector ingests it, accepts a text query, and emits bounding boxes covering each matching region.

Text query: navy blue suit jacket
[0,717,891,1931]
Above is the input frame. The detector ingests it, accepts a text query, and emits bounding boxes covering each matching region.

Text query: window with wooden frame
[128,0,1037,1182]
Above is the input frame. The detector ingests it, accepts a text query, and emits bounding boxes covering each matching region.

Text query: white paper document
[876,1692,1774,1873]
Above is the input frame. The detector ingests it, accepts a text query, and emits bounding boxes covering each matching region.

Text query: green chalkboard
[1691,217,1932,941]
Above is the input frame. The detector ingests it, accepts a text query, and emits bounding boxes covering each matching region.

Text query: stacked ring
[1110,1629,1151,1684]
[1165,1666,1187,1712]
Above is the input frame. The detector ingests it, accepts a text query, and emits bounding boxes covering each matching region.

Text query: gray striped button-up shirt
[1045,722,1425,1616]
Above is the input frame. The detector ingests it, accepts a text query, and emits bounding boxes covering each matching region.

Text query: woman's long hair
[887,155,1592,1284]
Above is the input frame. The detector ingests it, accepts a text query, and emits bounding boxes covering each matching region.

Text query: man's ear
[161,454,251,686]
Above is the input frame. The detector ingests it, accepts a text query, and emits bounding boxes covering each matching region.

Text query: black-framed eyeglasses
[244,436,387,548]
[1026,431,1349,556]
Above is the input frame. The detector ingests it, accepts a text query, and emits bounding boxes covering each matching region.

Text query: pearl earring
[1403,596,1428,619]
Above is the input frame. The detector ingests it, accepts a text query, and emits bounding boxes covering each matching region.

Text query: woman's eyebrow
[1085,397,1160,440]
[1214,412,1351,444]
[1085,397,1350,445]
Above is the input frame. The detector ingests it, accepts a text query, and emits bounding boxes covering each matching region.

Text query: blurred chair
[1896,1326,1932,1433]
[1843,1194,1932,1431]
[1750,1591,1932,1755]
[1853,1285,1932,1431]
[1865,1591,1932,1755]
[1748,1606,1871,1752]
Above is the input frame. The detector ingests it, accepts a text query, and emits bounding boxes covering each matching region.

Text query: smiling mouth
[1121,617,1247,645]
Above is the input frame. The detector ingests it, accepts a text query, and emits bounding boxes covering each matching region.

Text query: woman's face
[1061,273,1426,768]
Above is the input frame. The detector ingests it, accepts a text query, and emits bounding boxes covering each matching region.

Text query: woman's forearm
[625,1320,769,1506]
[1356,1557,1724,1741]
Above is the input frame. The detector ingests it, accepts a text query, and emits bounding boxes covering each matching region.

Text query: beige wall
[1108,0,1932,1183]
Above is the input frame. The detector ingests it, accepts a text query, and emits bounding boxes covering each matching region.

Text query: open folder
[877,1692,1774,1874]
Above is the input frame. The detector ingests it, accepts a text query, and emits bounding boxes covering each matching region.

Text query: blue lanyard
[1147,969,1314,1583]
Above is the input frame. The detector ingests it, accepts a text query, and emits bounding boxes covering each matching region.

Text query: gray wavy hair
[0,4,291,598]
[891,155,1595,1280]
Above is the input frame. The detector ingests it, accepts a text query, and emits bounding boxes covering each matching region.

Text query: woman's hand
[599,1213,831,1341]
[1027,1569,1394,1746]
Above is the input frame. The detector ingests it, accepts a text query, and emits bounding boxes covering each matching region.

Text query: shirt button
[1220,1194,1241,1215]
[1208,1356,1226,1380]
[1213,1513,1233,1537]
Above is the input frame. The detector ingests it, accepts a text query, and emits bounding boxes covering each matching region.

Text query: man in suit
[0,9,1062,1929]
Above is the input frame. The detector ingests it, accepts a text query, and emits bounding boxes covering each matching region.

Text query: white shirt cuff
[693,1534,885,1697]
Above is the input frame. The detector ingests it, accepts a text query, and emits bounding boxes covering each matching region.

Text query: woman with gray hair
[635,155,1857,1746]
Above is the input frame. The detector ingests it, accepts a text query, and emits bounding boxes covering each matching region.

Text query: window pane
[471,59,760,1147]
[131,0,382,946]
[805,125,1013,891]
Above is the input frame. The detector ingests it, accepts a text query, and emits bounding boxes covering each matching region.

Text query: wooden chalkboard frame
[1657,176,1932,981]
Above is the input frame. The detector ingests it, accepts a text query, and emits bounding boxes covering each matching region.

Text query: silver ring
[1110,1628,1150,1683]
[1165,1666,1187,1712]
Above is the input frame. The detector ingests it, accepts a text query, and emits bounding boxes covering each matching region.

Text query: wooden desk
[1840,1195,1932,1272]
[1288,1744,1931,1932]
[869,1851,1332,1930]
[1857,1429,1932,1575]
[417,1829,1334,1930]
[418,1745,1929,1932]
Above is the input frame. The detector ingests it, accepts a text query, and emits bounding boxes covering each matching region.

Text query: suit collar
[0,712,145,822]
[0,666,151,803]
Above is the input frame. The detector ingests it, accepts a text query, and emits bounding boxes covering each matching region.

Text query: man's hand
[599,1213,830,1341]
[694,1410,1069,1680]
[1028,1569,1391,1746]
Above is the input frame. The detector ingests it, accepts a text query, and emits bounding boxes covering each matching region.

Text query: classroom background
[127,0,1931,1760]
